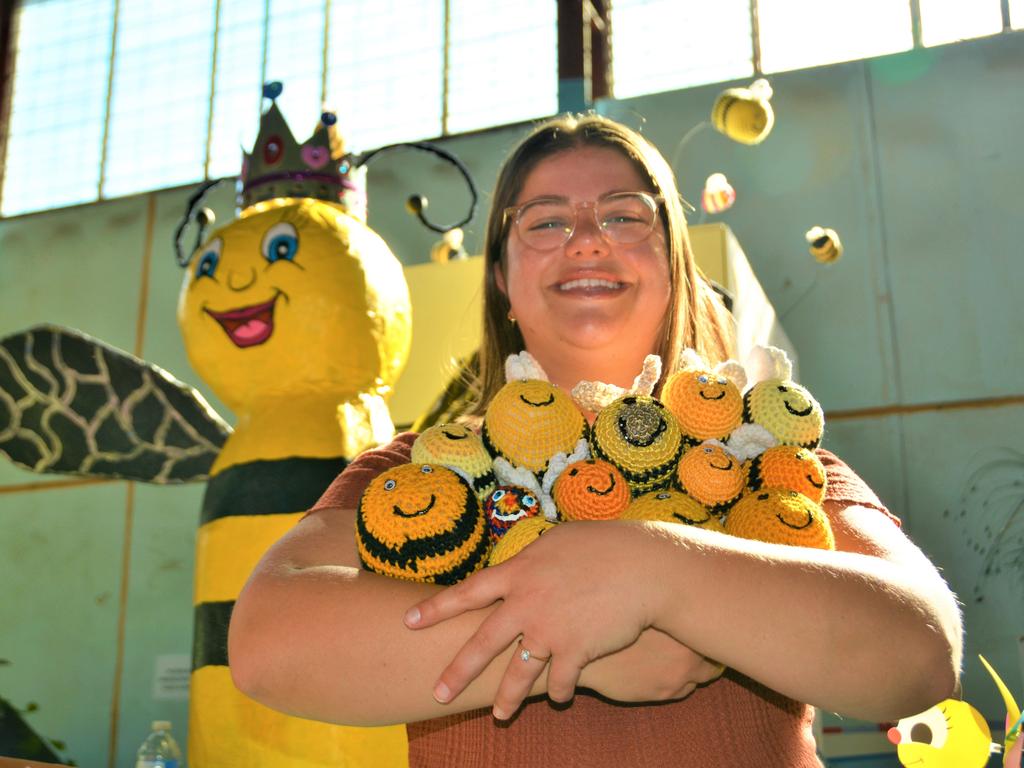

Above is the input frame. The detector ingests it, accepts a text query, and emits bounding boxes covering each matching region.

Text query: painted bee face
[660,369,743,442]
[744,379,824,449]
[590,395,683,496]
[485,485,541,540]
[180,198,411,414]
[748,444,827,504]
[725,489,834,550]
[622,489,725,533]
[675,441,747,511]
[887,700,992,768]
[356,462,489,584]
[553,459,631,521]
[483,379,586,473]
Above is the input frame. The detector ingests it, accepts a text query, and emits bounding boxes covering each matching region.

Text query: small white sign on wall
[153,654,191,701]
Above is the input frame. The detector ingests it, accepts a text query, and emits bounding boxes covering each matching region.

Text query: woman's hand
[404,520,676,719]
[579,627,725,703]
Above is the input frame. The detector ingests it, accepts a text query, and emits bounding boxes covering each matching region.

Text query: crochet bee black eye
[569,468,579,476]
[777,385,788,392]
[585,459,596,464]
[623,396,637,405]
[758,492,770,500]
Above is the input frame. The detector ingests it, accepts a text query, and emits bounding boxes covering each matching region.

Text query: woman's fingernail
[492,706,507,720]
[404,607,420,626]
[434,681,451,703]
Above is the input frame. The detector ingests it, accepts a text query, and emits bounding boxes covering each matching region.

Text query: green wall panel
[0,481,129,767]
[870,36,1024,404]
[113,482,203,768]
[899,403,1024,723]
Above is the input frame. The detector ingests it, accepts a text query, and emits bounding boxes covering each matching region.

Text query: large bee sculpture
[0,82,476,768]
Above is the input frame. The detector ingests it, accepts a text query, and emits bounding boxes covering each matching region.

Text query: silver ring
[518,643,550,663]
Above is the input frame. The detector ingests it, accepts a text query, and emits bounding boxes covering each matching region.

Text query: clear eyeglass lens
[516,193,657,249]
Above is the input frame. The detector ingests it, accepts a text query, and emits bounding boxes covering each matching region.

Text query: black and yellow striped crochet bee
[357,463,490,585]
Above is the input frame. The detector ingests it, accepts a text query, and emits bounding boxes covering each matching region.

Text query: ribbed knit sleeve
[308,432,418,512]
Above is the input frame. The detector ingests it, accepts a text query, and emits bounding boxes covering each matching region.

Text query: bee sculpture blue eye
[195,238,222,279]
[261,222,299,264]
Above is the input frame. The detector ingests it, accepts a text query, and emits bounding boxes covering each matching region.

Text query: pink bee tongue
[233,318,269,341]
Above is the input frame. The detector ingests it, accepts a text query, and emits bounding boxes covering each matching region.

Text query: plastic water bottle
[134,720,183,768]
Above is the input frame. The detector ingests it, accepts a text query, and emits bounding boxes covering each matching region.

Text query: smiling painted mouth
[710,459,734,471]
[784,399,814,417]
[205,294,279,348]
[807,475,825,489]
[442,429,468,440]
[699,390,725,401]
[393,495,437,518]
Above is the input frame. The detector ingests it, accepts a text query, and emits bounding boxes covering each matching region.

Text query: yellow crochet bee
[482,352,587,477]
[589,394,684,497]
[356,463,490,585]
[412,423,496,501]
[622,489,726,534]
[725,489,834,550]
[488,516,558,566]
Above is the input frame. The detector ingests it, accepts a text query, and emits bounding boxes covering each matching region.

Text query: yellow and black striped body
[190,454,408,767]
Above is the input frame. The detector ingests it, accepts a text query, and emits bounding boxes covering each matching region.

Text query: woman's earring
[507,310,517,324]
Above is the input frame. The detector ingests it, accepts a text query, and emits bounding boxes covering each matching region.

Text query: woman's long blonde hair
[469,113,735,415]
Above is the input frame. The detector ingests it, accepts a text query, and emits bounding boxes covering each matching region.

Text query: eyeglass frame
[503,191,671,250]
[501,190,694,252]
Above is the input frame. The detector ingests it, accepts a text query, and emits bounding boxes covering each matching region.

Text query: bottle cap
[152,720,172,731]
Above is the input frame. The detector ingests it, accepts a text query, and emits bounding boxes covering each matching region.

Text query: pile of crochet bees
[355,346,834,585]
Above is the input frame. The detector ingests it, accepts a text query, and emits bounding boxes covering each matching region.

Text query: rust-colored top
[310,435,898,768]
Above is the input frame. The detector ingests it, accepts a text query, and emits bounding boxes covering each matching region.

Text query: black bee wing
[0,324,230,483]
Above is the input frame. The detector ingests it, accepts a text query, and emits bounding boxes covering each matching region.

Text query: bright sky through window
[919,0,1004,46]
[612,0,753,98]
[758,0,914,74]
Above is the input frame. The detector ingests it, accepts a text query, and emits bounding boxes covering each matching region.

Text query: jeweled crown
[239,82,364,214]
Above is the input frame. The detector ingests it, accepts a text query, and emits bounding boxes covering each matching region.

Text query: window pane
[2,0,114,216]
[446,0,557,134]
[612,0,753,99]
[207,0,268,179]
[1012,0,1024,28]
[919,0,1004,46]
[759,0,913,74]
[263,0,326,144]
[103,0,215,198]
[325,0,443,150]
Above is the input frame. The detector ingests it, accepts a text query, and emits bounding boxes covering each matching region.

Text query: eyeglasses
[504,191,665,251]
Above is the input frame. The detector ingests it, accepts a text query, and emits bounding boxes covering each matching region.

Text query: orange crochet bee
[552,459,632,521]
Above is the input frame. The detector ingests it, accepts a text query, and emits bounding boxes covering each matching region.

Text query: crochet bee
[482,352,587,478]
[484,485,542,541]
[356,463,490,584]
[622,489,726,534]
[412,422,496,501]
[724,489,834,550]
[746,444,827,504]
[660,349,746,446]
[674,440,747,514]
[552,459,632,521]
